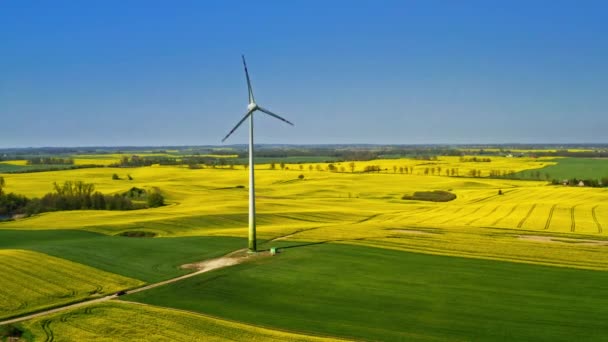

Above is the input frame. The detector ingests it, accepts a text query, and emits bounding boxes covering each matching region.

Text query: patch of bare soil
[518,235,608,246]
[181,249,271,271]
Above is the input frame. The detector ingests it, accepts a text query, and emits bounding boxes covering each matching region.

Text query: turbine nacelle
[221,55,294,144]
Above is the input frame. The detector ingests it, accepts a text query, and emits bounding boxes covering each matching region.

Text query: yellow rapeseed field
[1,157,607,270]
[0,250,142,320]
[22,301,340,341]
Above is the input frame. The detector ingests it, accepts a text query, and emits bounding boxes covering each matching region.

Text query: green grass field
[126,242,608,341]
[0,162,77,173]
[0,230,244,282]
[513,157,608,180]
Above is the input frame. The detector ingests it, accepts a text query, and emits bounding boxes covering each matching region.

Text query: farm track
[592,206,603,233]
[517,204,536,228]
[544,205,557,230]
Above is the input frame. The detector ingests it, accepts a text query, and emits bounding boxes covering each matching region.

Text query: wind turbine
[222,55,294,252]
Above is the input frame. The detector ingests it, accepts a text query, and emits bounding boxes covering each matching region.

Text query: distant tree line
[459,156,491,162]
[26,157,74,165]
[0,179,164,218]
[551,177,608,188]
[111,155,236,168]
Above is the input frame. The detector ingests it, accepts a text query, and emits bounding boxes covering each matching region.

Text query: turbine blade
[221,111,253,142]
[257,107,295,126]
[242,55,255,104]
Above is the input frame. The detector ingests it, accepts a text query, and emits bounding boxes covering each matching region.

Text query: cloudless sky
[1,0,607,147]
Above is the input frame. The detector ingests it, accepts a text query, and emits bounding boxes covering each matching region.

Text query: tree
[0,176,4,196]
[393,165,397,173]
[280,162,286,170]
[309,165,313,171]
[299,164,304,171]
[147,192,165,208]
[112,173,120,180]
[270,163,276,170]
[349,162,356,172]
[127,174,133,180]
[298,174,305,180]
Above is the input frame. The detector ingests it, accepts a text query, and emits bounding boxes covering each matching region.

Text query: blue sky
[1,1,607,147]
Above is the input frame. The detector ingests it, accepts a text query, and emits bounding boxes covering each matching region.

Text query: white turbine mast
[222,55,294,252]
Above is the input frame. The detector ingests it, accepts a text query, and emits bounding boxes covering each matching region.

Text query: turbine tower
[222,55,294,252]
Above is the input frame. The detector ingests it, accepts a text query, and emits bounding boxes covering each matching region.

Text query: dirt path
[0,249,260,326]
[518,235,608,246]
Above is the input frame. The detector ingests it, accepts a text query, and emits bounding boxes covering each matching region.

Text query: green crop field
[125,242,608,341]
[0,162,76,173]
[513,157,608,180]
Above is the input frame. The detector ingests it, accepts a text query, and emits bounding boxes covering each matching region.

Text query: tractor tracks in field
[41,319,54,342]
[517,204,537,228]
[570,206,577,232]
[466,205,499,226]
[592,206,603,233]
[491,204,518,226]
[544,204,557,230]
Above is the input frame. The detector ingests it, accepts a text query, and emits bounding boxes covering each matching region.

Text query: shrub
[402,190,456,202]
[298,174,305,180]
[147,192,165,208]
[117,231,157,238]
[0,324,24,339]
[112,173,120,180]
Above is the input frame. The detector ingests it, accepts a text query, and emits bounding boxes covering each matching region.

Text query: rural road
[0,249,250,326]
